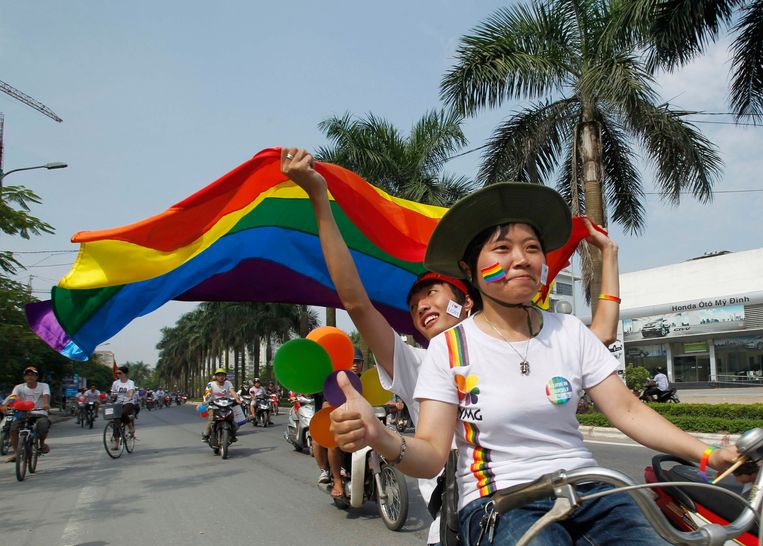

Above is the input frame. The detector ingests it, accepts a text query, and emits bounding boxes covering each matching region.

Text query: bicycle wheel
[124,426,135,453]
[103,420,123,459]
[15,432,28,481]
[28,435,39,473]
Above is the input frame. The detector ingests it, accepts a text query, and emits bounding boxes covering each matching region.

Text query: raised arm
[585,218,620,345]
[281,148,397,376]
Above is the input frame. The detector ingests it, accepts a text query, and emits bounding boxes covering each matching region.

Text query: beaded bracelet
[699,445,719,482]
[598,293,622,304]
[385,431,407,466]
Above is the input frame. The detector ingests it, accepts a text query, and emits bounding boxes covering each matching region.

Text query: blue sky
[3,1,762,364]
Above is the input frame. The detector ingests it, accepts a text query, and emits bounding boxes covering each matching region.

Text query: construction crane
[0,79,63,172]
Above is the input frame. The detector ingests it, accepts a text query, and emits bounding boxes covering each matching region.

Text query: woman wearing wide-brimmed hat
[331,183,741,545]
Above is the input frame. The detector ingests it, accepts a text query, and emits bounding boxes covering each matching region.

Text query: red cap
[23,366,39,376]
[407,272,470,304]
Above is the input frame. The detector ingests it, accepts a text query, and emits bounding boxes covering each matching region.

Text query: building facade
[619,249,763,386]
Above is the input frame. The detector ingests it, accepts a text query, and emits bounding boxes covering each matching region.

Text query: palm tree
[316,110,476,207]
[440,0,722,302]
[609,0,763,120]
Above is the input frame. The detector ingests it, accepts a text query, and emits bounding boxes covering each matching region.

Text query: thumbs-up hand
[330,371,381,452]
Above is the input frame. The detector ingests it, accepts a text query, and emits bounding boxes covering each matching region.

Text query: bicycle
[489,427,763,546]
[13,403,44,482]
[102,403,135,459]
[0,407,15,456]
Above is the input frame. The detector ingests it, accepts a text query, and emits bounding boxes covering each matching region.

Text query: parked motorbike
[639,383,680,403]
[270,392,280,416]
[254,396,271,427]
[0,407,15,456]
[206,396,237,459]
[284,396,314,452]
[327,406,409,531]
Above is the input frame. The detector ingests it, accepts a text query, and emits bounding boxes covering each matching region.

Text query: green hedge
[577,407,763,434]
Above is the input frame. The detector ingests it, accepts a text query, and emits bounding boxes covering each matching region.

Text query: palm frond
[408,109,468,176]
[478,98,580,185]
[578,52,658,114]
[730,0,763,120]
[627,103,722,204]
[441,2,578,115]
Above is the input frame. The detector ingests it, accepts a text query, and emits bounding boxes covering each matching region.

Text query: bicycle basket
[104,403,124,419]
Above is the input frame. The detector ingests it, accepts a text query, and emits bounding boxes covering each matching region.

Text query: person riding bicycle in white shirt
[1,367,51,463]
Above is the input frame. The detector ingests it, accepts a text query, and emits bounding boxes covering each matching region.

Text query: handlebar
[495,428,763,546]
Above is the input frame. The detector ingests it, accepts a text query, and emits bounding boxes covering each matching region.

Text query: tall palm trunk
[265,337,273,379]
[325,307,336,328]
[252,336,261,378]
[579,116,604,312]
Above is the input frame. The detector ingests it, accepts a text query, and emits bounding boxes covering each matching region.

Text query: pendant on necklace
[520,361,530,375]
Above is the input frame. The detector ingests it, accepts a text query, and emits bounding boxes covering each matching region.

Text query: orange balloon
[309,405,337,449]
[306,326,355,371]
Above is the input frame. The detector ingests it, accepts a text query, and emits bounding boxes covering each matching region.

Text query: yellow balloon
[360,367,393,406]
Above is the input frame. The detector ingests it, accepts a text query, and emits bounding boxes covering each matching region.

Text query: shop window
[555,282,573,296]
[714,336,763,383]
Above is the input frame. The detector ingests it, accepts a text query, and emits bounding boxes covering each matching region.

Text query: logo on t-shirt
[545,376,573,405]
[455,373,480,405]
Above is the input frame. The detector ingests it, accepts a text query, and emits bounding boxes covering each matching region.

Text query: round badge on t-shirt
[545,376,573,405]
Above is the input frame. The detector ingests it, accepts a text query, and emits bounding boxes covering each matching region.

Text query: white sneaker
[318,468,330,484]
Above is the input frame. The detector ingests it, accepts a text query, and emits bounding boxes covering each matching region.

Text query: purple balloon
[323,370,363,407]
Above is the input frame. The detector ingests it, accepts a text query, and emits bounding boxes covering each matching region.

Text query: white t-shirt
[249,386,267,398]
[85,389,101,402]
[205,380,234,401]
[654,373,669,391]
[414,312,619,510]
[111,379,136,404]
[377,335,441,544]
[11,382,51,415]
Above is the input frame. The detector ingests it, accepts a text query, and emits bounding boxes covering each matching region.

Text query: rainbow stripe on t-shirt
[463,421,496,497]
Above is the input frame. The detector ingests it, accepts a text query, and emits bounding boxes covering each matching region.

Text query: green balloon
[274,339,333,394]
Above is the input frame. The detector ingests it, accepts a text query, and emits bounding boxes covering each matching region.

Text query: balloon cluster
[274,326,392,448]
[14,400,35,411]
[197,403,209,418]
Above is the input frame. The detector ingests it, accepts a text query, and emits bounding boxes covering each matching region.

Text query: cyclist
[109,366,136,449]
[202,368,241,442]
[1,367,51,463]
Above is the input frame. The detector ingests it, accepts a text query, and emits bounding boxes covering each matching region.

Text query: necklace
[481,313,533,375]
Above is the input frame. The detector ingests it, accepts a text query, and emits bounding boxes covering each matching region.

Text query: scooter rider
[643,367,670,401]
[202,369,241,442]
[282,148,622,545]
[85,384,101,419]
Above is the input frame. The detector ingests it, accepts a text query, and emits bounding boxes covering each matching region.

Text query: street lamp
[0,162,68,191]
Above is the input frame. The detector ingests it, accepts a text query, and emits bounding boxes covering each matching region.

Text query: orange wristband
[598,293,621,304]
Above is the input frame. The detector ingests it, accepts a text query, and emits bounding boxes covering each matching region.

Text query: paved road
[0,406,662,546]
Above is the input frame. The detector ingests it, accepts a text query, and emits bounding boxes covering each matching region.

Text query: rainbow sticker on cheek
[480,263,506,283]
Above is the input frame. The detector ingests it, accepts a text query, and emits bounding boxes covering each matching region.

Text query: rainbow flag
[25,148,589,360]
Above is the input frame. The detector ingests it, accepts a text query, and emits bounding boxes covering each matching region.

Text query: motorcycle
[146,397,155,411]
[645,452,758,545]
[0,407,15,456]
[284,396,314,452]
[384,401,412,434]
[175,394,182,406]
[85,401,97,429]
[327,406,409,531]
[206,396,237,459]
[270,392,280,416]
[164,394,172,408]
[639,382,680,403]
[254,396,271,427]
[240,394,251,421]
